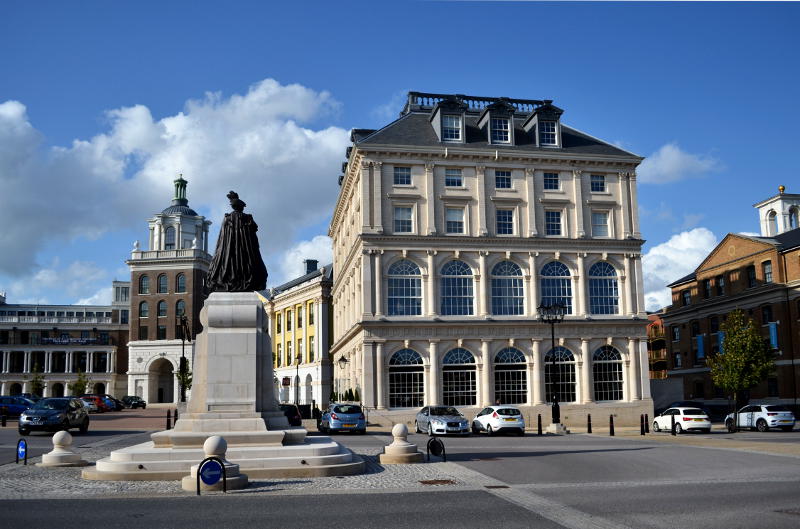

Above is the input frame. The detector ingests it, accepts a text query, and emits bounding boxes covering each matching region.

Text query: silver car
[414,406,470,436]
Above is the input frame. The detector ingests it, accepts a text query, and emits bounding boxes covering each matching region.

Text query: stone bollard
[181,435,249,492]
[379,423,423,464]
[38,431,89,467]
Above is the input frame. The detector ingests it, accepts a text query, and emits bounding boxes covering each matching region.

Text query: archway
[304,373,313,405]
[148,358,174,403]
[51,383,65,397]
[93,382,106,395]
[9,382,22,395]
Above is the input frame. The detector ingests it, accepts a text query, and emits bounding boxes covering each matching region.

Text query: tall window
[176,273,186,293]
[593,346,623,401]
[496,209,514,235]
[440,260,473,316]
[767,210,778,235]
[165,226,176,250]
[494,347,527,404]
[393,166,411,185]
[790,207,799,229]
[442,115,461,141]
[703,279,711,299]
[308,302,314,325]
[491,261,523,315]
[543,172,559,190]
[762,261,773,283]
[387,260,422,316]
[297,307,303,328]
[139,275,150,294]
[308,336,315,362]
[388,349,424,408]
[158,274,168,294]
[761,305,773,323]
[539,121,557,145]
[588,262,618,314]
[287,341,293,365]
[747,265,757,288]
[490,117,510,143]
[591,211,609,237]
[495,170,511,189]
[276,343,282,367]
[157,325,167,340]
[276,314,282,333]
[545,347,576,402]
[393,206,413,233]
[157,300,167,317]
[445,208,464,234]
[287,310,293,331]
[297,338,304,363]
[445,168,463,187]
[139,301,149,318]
[590,174,605,192]
[709,316,719,333]
[442,348,476,406]
[682,290,691,306]
[541,261,573,314]
[545,210,562,235]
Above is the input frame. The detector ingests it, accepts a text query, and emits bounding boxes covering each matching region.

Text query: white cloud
[371,89,409,124]
[642,227,718,311]
[0,79,350,301]
[77,287,112,306]
[275,235,332,285]
[638,142,720,184]
[7,260,108,304]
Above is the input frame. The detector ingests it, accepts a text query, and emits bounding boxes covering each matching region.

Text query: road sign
[199,458,223,486]
[16,439,27,465]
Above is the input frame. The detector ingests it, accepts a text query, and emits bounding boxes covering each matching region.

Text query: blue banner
[717,331,725,354]
[768,322,778,350]
[696,335,705,359]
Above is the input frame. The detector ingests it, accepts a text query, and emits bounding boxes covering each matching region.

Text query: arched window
[442,348,476,406]
[440,260,473,315]
[139,301,149,318]
[540,261,572,314]
[157,300,167,317]
[789,207,799,230]
[767,210,778,235]
[588,262,619,314]
[176,273,186,293]
[387,260,422,316]
[593,346,623,401]
[176,300,186,317]
[494,347,527,404]
[544,346,576,403]
[157,274,168,294]
[491,261,523,315]
[165,226,176,250]
[139,275,150,294]
[388,349,424,408]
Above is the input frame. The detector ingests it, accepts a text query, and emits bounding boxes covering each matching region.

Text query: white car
[652,407,711,434]
[472,405,525,436]
[725,404,795,432]
[79,398,99,413]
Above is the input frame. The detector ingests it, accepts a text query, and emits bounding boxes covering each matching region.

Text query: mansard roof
[265,263,333,299]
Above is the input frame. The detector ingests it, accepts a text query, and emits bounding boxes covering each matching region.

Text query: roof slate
[264,263,333,299]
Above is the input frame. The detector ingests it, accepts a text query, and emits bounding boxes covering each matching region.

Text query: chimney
[304,259,319,274]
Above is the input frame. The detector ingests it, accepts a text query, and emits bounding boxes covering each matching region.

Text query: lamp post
[178,315,190,403]
[538,303,566,425]
[295,353,302,406]
[337,355,349,401]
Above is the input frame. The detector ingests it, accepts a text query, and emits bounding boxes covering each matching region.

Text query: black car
[279,403,302,427]
[18,397,89,435]
[122,395,147,409]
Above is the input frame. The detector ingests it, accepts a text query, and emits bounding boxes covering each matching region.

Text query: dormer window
[490,118,510,143]
[539,121,557,145]
[442,115,462,142]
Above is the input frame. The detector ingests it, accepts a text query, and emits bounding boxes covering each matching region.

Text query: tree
[68,370,91,396]
[27,362,45,397]
[707,309,775,430]
[176,358,192,391]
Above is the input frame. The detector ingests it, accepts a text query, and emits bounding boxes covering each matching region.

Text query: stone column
[629,172,641,239]
[478,251,488,317]
[577,253,587,316]
[374,251,384,317]
[360,160,371,233]
[2,351,7,373]
[23,351,30,373]
[425,163,436,234]
[573,170,585,238]
[45,351,52,373]
[66,352,73,373]
[481,340,493,406]
[629,338,641,400]
[581,339,593,403]
[619,172,631,238]
[428,340,439,406]
[634,255,645,317]
[623,359,631,402]
[107,352,113,373]
[529,252,538,317]
[372,162,383,233]
[532,339,544,404]
[362,251,373,317]
[375,342,385,409]
[426,250,437,316]
[476,165,488,236]
[624,255,634,316]
[87,351,93,373]
[638,340,652,399]
[525,167,537,236]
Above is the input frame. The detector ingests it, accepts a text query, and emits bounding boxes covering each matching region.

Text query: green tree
[176,358,192,391]
[353,388,360,402]
[68,370,91,396]
[707,309,775,430]
[27,362,46,397]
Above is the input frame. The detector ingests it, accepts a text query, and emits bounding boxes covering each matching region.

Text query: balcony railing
[129,249,210,260]
[0,316,112,324]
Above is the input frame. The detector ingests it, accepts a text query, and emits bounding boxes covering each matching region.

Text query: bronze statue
[205,191,268,293]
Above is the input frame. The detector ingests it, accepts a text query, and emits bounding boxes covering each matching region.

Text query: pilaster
[425,163,436,235]
[573,170,585,238]
[476,165,488,236]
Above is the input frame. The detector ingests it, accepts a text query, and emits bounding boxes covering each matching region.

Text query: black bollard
[174,408,179,422]
[640,414,645,435]
[645,413,650,433]
[1,409,6,427]
[166,409,172,430]
[537,414,542,436]
[587,414,592,434]
[671,413,676,436]
[609,414,615,436]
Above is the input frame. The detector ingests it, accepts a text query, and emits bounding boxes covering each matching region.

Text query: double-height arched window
[388,349,424,408]
[540,261,572,314]
[593,346,623,401]
[491,261,523,315]
[494,347,527,404]
[440,260,474,315]
[442,348,477,406]
[387,260,422,316]
[544,346,576,402]
[588,262,619,314]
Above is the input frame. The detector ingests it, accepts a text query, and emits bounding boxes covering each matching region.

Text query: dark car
[122,395,147,409]
[18,397,89,435]
[0,396,34,416]
[279,403,302,427]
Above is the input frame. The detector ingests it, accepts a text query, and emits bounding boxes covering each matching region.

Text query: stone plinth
[38,431,89,467]
[181,436,248,492]
[545,423,571,435]
[379,424,423,464]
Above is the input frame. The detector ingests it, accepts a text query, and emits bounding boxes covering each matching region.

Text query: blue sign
[199,459,223,486]
[17,439,27,460]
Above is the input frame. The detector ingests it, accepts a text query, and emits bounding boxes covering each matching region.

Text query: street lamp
[178,315,190,403]
[295,352,302,406]
[538,303,566,425]
[337,355,349,401]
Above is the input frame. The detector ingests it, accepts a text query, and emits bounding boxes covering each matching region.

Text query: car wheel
[780,426,793,432]
[674,423,682,434]
[428,423,435,437]
[414,421,420,434]
[18,428,29,436]
[79,418,89,434]
[487,424,494,437]
[756,419,769,432]
[358,429,366,435]
[726,419,735,433]
[652,421,660,433]
[472,422,480,434]
[517,428,524,436]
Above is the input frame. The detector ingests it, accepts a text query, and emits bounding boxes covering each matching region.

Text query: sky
[1,1,798,311]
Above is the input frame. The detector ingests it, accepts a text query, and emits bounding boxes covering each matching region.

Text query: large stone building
[0,283,130,397]
[329,92,651,425]
[126,176,212,403]
[663,186,800,407]
[260,259,333,409]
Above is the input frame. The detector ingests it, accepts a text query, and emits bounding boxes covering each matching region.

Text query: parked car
[318,403,366,434]
[471,405,525,436]
[20,392,42,403]
[81,395,109,412]
[725,404,796,432]
[18,397,89,435]
[80,397,100,413]
[122,395,147,409]
[652,407,711,434]
[82,393,124,411]
[0,396,35,416]
[279,403,303,427]
[656,400,711,417]
[415,406,470,436]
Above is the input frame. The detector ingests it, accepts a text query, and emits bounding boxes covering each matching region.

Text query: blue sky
[1,1,798,309]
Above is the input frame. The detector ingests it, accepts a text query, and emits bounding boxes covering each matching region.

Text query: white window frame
[490,117,511,144]
[544,209,563,237]
[496,208,515,236]
[445,207,465,234]
[393,166,412,186]
[494,170,512,189]
[591,210,610,238]
[543,172,560,191]
[539,120,558,146]
[442,114,462,142]
[590,174,606,193]
[393,205,414,234]
[445,168,463,187]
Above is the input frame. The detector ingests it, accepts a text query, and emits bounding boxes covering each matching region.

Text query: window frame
[393,166,412,186]
[393,205,414,234]
[762,261,773,283]
[441,114,462,142]
[445,207,465,234]
[545,209,563,236]
[591,210,610,238]
[590,174,606,193]
[539,120,558,146]
[496,208,514,235]
[490,117,511,144]
[543,172,560,191]
[445,168,463,187]
[494,170,512,189]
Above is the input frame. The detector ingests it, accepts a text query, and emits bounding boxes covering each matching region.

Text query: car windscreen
[497,408,521,416]
[33,399,69,410]
[430,407,461,416]
[333,405,362,414]
[765,405,791,412]
[682,408,705,416]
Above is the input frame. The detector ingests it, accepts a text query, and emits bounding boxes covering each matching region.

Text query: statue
[204,191,268,294]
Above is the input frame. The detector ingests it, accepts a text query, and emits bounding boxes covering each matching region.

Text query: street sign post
[16,438,28,465]
[196,456,227,495]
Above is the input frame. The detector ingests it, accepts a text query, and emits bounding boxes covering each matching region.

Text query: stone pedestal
[181,436,248,492]
[545,423,571,435]
[379,424,423,464]
[38,431,88,467]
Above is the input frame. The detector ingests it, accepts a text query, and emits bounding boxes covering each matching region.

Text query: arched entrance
[149,358,174,403]
[51,383,65,397]
[305,373,313,405]
[9,382,22,395]
[93,382,106,395]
